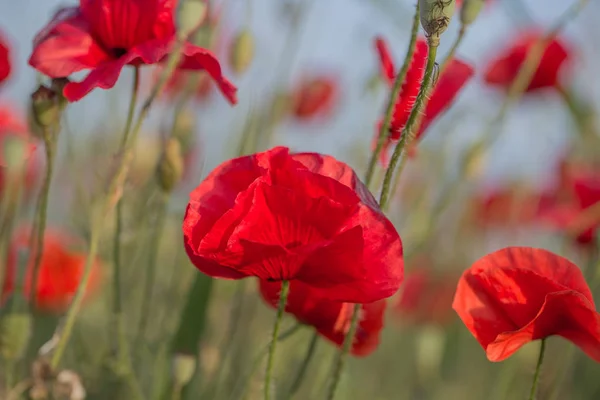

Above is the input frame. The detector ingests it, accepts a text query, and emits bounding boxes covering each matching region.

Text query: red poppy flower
[0,105,38,196]
[29,0,237,103]
[259,280,386,356]
[290,75,338,120]
[484,31,571,92]
[395,265,457,326]
[183,146,403,304]
[163,70,214,102]
[374,36,473,164]
[2,227,103,313]
[0,30,11,86]
[453,247,600,362]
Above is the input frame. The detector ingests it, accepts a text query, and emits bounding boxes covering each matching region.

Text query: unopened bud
[171,353,197,386]
[229,29,255,74]
[177,0,208,39]
[2,135,29,173]
[156,138,185,193]
[419,0,456,46]
[172,109,196,153]
[51,78,71,109]
[463,141,487,179]
[460,0,484,26]
[31,85,60,129]
[0,311,32,361]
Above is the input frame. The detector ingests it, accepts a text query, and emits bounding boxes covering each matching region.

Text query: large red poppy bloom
[183,146,403,304]
[0,30,11,86]
[484,31,571,92]
[3,227,103,313]
[453,247,600,362]
[291,75,338,120]
[259,280,386,356]
[29,0,237,103]
[374,36,474,163]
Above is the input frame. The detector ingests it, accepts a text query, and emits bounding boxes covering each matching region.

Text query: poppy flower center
[111,48,128,58]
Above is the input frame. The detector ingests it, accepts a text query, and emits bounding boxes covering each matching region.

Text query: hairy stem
[264,280,290,400]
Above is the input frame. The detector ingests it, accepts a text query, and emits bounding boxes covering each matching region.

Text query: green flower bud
[172,109,196,154]
[177,0,208,39]
[31,85,60,130]
[171,353,197,387]
[229,29,255,75]
[419,0,456,46]
[2,135,29,175]
[156,138,185,193]
[460,0,485,26]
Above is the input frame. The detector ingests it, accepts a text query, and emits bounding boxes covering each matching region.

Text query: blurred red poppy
[259,280,386,356]
[453,247,600,362]
[3,227,102,313]
[0,106,38,196]
[163,70,214,102]
[291,76,338,120]
[29,0,237,103]
[374,36,474,164]
[0,29,11,86]
[395,266,457,326]
[183,146,403,303]
[484,31,571,92]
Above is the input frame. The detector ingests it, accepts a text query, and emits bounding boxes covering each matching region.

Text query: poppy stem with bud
[327,303,360,400]
[264,280,290,400]
[528,339,547,400]
[365,0,420,187]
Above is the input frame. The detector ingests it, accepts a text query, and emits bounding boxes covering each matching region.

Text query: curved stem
[327,303,360,400]
[264,280,290,400]
[50,36,186,372]
[364,1,420,187]
[289,331,319,398]
[29,125,58,306]
[379,43,438,210]
[528,339,546,400]
[440,25,466,74]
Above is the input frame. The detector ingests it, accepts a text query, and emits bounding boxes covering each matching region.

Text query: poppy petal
[374,36,396,85]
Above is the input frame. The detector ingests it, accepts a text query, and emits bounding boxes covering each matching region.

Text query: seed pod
[31,85,59,130]
[156,138,185,193]
[419,0,456,45]
[460,0,485,26]
[2,135,29,175]
[51,78,71,109]
[171,353,197,387]
[0,311,32,361]
[176,0,208,39]
[229,29,255,74]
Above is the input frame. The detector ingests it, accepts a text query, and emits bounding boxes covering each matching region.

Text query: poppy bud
[0,311,32,361]
[156,138,184,193]
[171,353,196,387]
[176,0,208,39]
[50,78,70,109]
[229,29,255,74]
[31,85,59,130]
[2,134,29,175]
[172,109,196,154]
[463,141,487,179]
[460,0,484,26]
[419,0,456,46]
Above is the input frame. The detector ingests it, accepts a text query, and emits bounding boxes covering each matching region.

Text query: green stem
[364,1,420,187]
[379,43,438,210]
[439,25,466,74]
[528,339,546,400]
[29,126,58,306]
[50,36,187,372]
[136,191,168,343]
[288,331,319,398]
[327,304,360,400]
[264,280,290,400]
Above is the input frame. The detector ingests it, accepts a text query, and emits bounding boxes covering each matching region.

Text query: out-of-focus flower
[374,36,474,164]
[0,29,11,86]
[259,280,386,356]
[453,247,600,362]
[29,0,237,103]
[164,70,215,102]
[395,264,457,326]
[183,146,403,304]
[0,105,38,196]
[290,75,338,121]
[484,31,571,92]
[2,227,102,314]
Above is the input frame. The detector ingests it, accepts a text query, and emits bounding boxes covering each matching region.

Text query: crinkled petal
[374,36,396,85]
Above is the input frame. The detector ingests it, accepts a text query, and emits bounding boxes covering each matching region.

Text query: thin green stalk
[327,304,360,400]
[29,127,58,306]
[264,280,290,400]
[50,36,187,372]
[289,331,319,398]
[365,1,420,187]
[439,25,466,74]
[528,339,546,400]
[379,43,438,210]
[136,191,168,343]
